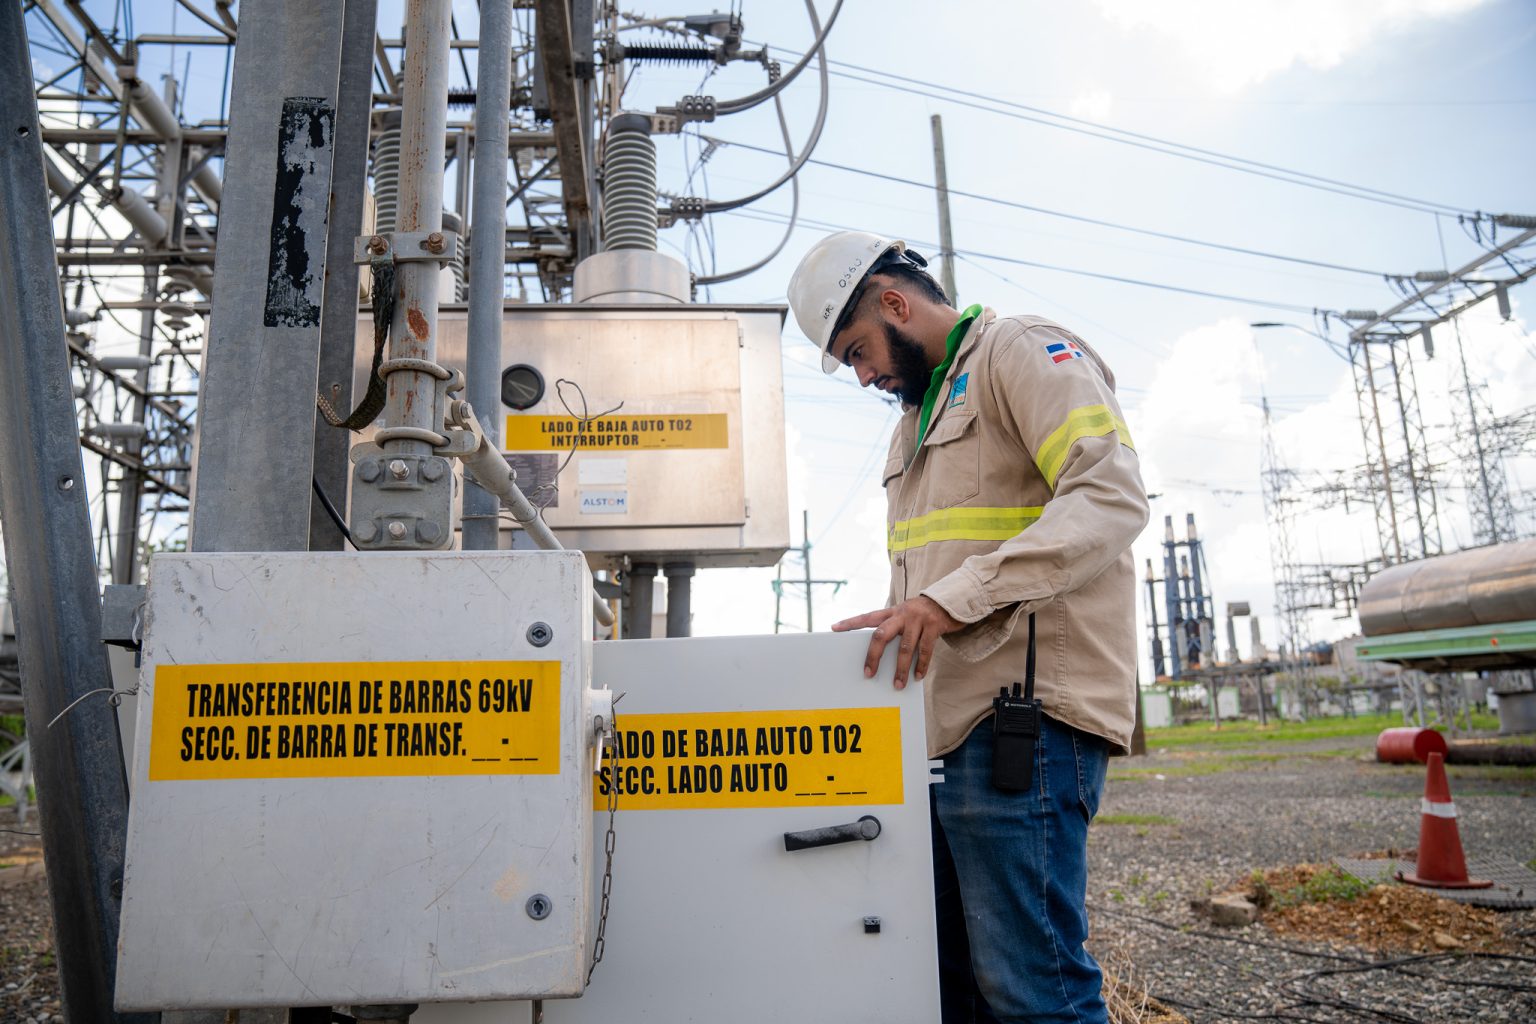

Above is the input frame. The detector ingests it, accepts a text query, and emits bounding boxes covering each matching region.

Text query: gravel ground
[0,829,61,1024]
[2,732,1531,1023]
[1085,735,1536,1023]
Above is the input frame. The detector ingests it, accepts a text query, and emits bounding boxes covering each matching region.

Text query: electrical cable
[758,55,1481,218]
[310,475,355,549]
[699,133,1395,278]
[724,205,1321,314]
[712,0,843,115]
[696,1,830,214]
[696,95,798,284]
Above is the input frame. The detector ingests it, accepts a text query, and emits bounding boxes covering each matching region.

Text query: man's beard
[886,321,935,406]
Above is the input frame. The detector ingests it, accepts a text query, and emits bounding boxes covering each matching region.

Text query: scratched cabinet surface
[115,551,595,1010]
[416,631,941,1024]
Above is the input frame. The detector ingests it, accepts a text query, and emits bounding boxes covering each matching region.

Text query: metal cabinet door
[417,630,939,1023]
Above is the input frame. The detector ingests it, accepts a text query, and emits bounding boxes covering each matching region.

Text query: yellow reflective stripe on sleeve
[1035,404,1135,489]
[888,505,1044,554]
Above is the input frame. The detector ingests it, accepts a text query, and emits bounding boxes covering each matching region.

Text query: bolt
[423,231,446,254]
[527,622,553,648]
[388,458,409,480]
[358,460,381,483]
[416,519,443,545]
[526,894,551,920]
[58,475,75,491]
[387,521,407,540]
[354,520,378,543]
[367,234,388,255]
[420,458,445,482]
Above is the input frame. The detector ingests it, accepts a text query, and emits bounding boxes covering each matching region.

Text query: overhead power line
[754,46,1480,218]
[699,132,1394,278]
[724,207,1320,314]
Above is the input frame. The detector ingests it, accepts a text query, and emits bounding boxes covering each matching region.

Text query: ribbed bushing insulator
[371,115,402,235]
[601,113,659,252]
[442,210,466,301]
[160,264,198,336]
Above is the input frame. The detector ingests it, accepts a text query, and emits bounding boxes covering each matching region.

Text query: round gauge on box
[500,363,545,410]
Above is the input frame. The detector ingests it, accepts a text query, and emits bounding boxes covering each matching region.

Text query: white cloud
[1069,89,1115,121]
[1091,0,1489,93]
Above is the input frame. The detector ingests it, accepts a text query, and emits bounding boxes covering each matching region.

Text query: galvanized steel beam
[188,0,351,551]
[463,0,515,551]
[311,0,381,550]
[0,5,145,1020]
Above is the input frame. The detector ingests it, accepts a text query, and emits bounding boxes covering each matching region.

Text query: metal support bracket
[351,229,460,265]
[101,584,147,649]
[347,443,455,549]
[654,95,716,130]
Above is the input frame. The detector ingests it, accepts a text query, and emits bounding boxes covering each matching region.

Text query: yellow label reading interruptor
[149,660,560,781]
[594,708,903,811]
[505,413,728,452]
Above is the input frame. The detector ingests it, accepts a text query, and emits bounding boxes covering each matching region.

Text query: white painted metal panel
[352,305,791,568]
[417,631,939,1023]
[116,551,596,1010]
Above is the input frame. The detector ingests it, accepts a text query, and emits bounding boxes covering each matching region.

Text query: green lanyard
[915,304,982,454]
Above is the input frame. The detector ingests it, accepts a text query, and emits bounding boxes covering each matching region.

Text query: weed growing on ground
[1249,866,1371,909]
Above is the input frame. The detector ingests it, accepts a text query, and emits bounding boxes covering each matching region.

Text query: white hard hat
[788,230,911,373]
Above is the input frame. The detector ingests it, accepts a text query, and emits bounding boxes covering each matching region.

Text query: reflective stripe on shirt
[888,505,1044,554]
[1036,404,1135,488]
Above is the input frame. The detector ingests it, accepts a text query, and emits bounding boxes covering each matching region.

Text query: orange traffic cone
[1396,751,1492,889]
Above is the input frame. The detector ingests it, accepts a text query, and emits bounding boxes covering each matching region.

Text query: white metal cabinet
[115,551,597,1010]
[418,631,939,1023]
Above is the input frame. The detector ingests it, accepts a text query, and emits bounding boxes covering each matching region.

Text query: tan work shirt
[882,309,1150,757]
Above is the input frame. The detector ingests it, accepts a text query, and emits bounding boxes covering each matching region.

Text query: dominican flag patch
[1045,340,1085,364]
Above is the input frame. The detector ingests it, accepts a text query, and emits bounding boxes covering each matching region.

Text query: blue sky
[31,1,1536,672]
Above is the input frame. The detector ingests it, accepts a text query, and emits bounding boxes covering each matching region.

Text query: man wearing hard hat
[789,232,1149,1024]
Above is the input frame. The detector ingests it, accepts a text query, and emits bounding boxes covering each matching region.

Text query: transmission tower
[1259,396,1318,715]
[1342,222,1536,564]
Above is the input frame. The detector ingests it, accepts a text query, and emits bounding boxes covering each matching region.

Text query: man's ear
[877,285,911,324]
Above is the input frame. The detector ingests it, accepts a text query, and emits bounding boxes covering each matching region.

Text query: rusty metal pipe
[385,0,452,457]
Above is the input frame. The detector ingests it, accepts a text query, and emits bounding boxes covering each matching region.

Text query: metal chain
[586,712,619,985]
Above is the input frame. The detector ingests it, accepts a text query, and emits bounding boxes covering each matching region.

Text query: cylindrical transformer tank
[1357,539,1536,636]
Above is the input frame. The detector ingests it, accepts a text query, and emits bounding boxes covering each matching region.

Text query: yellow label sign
[149,660,560,781]
[505,413,728,452]
[593,708,903,810]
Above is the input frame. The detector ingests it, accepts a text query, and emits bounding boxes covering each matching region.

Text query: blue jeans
[930,713,1110,1024]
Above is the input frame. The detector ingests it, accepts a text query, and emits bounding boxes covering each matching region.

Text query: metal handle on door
[783,814,882,852]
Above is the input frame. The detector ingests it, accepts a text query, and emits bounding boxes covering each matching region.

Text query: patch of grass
[1094,813,1178,827]
[1251,866,1372,909]
[1146,711,1499,751]
[1111,758,1237,781]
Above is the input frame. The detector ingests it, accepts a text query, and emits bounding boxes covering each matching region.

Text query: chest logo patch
[1045,340,1085,364]
[948,372,969,408]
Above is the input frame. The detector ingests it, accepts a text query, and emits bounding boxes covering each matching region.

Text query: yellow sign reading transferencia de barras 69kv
[148,660,560,781]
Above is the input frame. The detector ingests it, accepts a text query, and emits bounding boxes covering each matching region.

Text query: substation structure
[0,3,954,1023]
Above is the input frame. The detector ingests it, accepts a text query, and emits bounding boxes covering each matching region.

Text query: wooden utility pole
[929,114,958,305]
